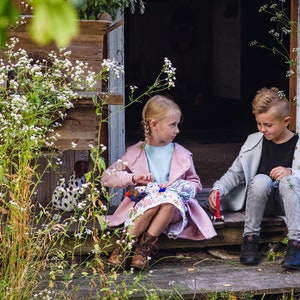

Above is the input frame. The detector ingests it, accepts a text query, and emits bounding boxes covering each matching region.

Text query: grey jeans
[244,174,300,241]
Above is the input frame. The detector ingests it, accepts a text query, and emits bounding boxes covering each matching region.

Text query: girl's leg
[128,205,160,237]
[128,203,181,238]
[109,203,180,269]
[130,203,181,270]
[147,203,181,237]
[108,205,160,267]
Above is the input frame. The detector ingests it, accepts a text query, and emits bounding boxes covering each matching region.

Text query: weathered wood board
[4,17,111,90]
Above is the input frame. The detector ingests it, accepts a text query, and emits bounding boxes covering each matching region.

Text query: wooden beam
[289,0,298,131]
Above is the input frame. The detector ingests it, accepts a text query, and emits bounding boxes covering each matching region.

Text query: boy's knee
[280,175,300,194]
[250,174,272,192]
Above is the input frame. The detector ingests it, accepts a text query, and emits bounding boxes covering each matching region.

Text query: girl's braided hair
[140,95,181,147]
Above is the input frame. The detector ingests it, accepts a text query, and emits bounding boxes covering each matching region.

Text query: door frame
[290,0,297,131]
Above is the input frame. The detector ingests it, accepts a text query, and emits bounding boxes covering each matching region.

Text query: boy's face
[255,106,291,143]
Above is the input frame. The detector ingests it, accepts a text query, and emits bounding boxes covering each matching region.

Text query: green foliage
[73,0,146,20]
[0,0,18,46]
[250,0,297,78]
[0,37,98,299]
[0,36,176,298]
[0,0,146,47]
[1,0,79,47]
[29,0,79,47]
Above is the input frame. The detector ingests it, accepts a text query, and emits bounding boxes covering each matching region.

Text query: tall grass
[0,37,176,299]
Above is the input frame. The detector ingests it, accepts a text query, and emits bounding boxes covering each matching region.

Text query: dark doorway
[124,0,290,143]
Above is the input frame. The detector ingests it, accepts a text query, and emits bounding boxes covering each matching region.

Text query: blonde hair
[141,95,181,141]
[252,87,290,119]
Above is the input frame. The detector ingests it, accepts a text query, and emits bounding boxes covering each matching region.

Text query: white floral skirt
[124,186,188,239]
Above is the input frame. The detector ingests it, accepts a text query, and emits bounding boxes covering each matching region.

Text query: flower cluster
[163,57,176,88]
[101,58,124,80]
[127,57,176,103]
[250,1,297,78]
[0,37,98,151]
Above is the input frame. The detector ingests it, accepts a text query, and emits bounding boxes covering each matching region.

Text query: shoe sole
[282,263,300,270]
[240,258,259,265]
[130,263,148,270]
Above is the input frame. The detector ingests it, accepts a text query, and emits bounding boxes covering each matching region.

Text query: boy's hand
[208,190,218,211]
[270,166,292,181]
[132,173,154,185]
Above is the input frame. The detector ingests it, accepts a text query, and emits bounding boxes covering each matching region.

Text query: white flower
[85,228,93,235]
[71,142,77,149]
[277,90,286,99]
[130,85,138,92]
[100,144,107,151]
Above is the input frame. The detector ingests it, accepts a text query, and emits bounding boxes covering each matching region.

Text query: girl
[101,95,216,270]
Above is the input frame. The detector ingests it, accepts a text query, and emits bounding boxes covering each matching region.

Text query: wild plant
[0,36,176,299]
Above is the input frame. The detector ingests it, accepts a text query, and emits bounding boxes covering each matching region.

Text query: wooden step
[53,188,287,254]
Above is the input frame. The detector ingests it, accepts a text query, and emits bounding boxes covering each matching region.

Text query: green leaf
[85,171,92,182]
[97,156,106,172]
[29,0,79,47]
[0,0,18,46]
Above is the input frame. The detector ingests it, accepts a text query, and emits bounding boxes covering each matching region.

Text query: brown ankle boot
[130,232,158,270]
[108,235,136,267]
[108,244,126,266]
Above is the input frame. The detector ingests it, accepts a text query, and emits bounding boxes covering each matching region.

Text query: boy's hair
[141,94,181,140]
[252,87,290,118]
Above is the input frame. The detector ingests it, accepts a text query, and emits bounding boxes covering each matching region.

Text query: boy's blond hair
[252,87,290,119]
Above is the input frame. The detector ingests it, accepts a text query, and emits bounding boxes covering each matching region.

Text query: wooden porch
[39,189,292,300]
[55,188,287,255]
[35,141,292,299]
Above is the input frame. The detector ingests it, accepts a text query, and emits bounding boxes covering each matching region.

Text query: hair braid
[142,120,151,139]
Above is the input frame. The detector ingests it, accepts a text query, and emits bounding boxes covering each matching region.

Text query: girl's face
[148,111,181,146]
[255,106,291,143]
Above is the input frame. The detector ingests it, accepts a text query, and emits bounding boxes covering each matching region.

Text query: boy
[208,87,300,269]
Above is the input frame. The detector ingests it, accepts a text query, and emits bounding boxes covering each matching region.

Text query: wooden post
[289,0,298,131]
[107,11,126,207]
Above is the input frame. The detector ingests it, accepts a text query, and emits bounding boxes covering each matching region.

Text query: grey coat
[212,132,300,211]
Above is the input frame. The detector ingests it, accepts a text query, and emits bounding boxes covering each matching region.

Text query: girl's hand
[159,182,171,189]
[132,173,154,185]
[269,166,292,181]
[208,190,218,211]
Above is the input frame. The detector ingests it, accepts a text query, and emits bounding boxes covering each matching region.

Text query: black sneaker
[240,235,260,265]
[282,239,300,270]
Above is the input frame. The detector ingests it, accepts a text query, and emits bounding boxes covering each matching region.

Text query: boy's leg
[280,175,300,241]
[280,176,300,270]
[244,174,273,236]
[241,174,273,265]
